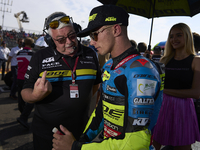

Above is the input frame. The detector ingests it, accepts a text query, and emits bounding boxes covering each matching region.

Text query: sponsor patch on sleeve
[137,79,157,96]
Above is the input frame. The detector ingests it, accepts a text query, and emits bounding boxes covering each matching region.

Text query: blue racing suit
[72,47,163,150]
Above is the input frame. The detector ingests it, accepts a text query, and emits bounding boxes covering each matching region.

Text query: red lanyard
[62,56,79,84]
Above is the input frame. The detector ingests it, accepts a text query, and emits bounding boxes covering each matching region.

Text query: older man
[21,12,101,150]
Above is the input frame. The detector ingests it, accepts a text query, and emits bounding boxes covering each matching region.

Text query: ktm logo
[105,17,116,21]
[42,57,54,63]
[132,118,149,126]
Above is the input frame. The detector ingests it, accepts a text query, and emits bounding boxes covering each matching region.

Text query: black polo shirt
[23,43,101,140]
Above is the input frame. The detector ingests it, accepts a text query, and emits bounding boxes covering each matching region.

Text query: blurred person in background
[152,46,162,63]
[6,38,24,100]
[193,32,200,135]
[130,39,137,49]
[16,37,35,129]
[0,41,10,80]
[137,42,147,56]
[193,32,200,55]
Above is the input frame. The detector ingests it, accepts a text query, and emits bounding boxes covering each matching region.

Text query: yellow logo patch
[89,13,97,22]
[102,70,110,82]
[103,100,124,126]
[105,17,116,21]
[160,73,165,91]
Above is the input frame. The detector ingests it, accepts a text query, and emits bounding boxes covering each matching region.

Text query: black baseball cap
[77,5,129,37]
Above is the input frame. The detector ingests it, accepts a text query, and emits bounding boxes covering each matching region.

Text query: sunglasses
[53,32,77,44]
[49,16,70,29]
[90,23,122,41]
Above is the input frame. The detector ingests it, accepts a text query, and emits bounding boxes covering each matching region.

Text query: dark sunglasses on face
[49,16,70,29]
[90,23,122,41]
[53,32,77,44]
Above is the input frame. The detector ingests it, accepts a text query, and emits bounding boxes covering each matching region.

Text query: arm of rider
[52,125,75,150]
[21,70,52,103]
[164,56,200,99]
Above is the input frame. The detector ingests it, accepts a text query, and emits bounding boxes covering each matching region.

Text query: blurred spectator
[16,37,35,129]
[144,49,153,60]
[34,35,48,51]
[1,29,41,49]
[81,39,90,46]
[152,46,162,62]
[130,39,137,49]
[193,32,200,55]
[137,42,147,56]
[6,38,24,100]
[193,32,200,134]
[0,41,10,80]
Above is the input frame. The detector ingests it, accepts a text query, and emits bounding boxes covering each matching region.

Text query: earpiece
[44,33,56,49]
[43,17,57,49]
[73,23,82,34]
[73,23,82,42]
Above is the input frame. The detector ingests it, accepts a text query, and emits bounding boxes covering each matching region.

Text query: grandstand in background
[0,26,42,49]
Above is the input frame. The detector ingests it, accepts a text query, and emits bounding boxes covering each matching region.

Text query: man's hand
[52,125,75,150]
[32,70,52,101]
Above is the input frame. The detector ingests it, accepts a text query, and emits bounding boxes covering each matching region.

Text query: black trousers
[0,59,6,80]
[10,66,18,96]
[33,133,53,150]
[18,79,34,120]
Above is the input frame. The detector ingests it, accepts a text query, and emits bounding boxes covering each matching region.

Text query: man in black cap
[21,11,101,150]
[52,5,163,150]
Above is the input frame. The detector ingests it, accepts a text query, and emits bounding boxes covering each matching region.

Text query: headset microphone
[73,46,76,50]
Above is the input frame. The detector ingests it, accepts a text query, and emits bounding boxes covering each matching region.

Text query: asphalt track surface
[0,77,34,150]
